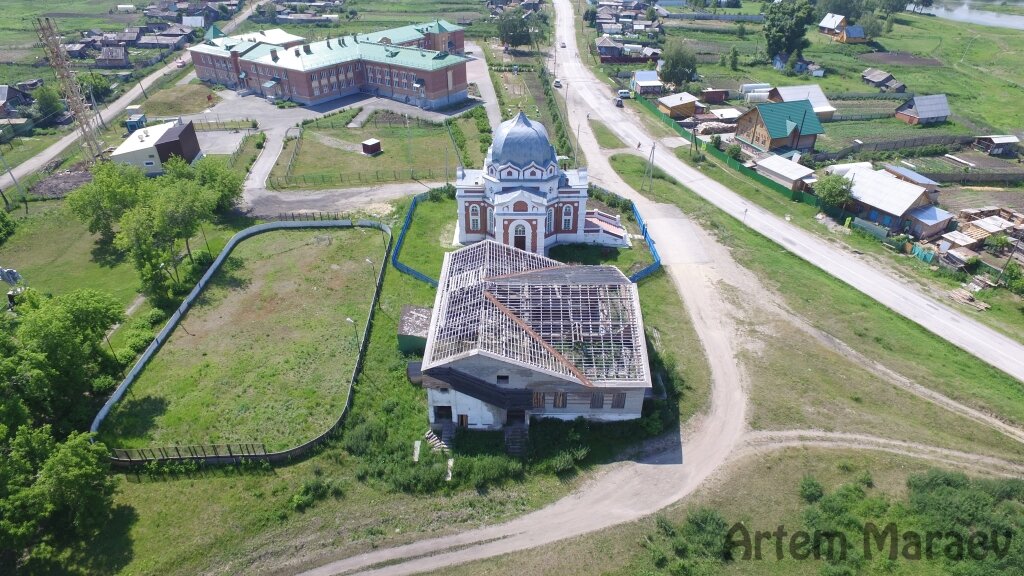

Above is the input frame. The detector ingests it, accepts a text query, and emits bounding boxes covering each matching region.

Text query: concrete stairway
[504,426,529,457]
[424,429,449,452]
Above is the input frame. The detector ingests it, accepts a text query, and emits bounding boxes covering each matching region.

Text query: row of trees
[763,0,912,60]
[1,292,123,573]
[66,156,243,301]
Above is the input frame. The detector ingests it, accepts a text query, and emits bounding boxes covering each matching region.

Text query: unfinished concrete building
[418,240,651,434]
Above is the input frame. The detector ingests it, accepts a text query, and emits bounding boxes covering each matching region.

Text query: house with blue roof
[630,70,665,95]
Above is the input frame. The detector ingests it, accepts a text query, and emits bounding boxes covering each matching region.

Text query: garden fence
[826,112,896,122]
[825,92,914,100]
[629,201,661,282]
[813,135,976,162]
[269,168,444,189]
[92,219,393,468]
[390,192,440,287]
[663,12,764,22]
[919,171,1024,185]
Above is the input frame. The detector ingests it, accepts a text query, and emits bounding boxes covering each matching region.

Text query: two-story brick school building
[187,21,469,109]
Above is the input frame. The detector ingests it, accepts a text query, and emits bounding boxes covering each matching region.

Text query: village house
[417,240,651,434]
[95,46,131,69]
[0,85,32,118]
[62,43,91,58]
[656,92,705,119]
[767,84,836,121]
[734,100,824,153]
[701,88,729,104]
[862,67,905,92]
[883,164,940,196]
[188,21,469,109]
[838,24,868,44]
[754,154,816,191]
[594,35,623,57]
[630,69,664,94]
[110,120,203,176]
[975,135,1020,157]
[455,112,630,254]
[818,12,847,35]
[895,94,950,125]
[830,165,953,238]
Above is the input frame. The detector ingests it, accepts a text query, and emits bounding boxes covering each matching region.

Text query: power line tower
[35,17,103,163]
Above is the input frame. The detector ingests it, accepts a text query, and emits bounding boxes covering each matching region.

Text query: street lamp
[345,317,358,347]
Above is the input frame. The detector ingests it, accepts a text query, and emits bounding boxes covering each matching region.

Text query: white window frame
[469,205,480,231]
[546,208,553,233]
[562,205,573,231]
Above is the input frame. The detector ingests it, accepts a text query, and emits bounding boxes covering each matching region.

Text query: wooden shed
[362,138,382,156]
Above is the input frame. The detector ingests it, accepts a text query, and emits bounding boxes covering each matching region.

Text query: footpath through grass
[611,154,1024,427]
[99,228,382,451]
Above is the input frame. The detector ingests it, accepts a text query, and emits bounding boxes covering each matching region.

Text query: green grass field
[140,84,220,117]
[98,228,383,451]
[270,112,456,188]
[0,200,139,307]
[815,117,972,152]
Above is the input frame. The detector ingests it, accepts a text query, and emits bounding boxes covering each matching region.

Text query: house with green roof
[187,20,468,109]
[734,100,825,153]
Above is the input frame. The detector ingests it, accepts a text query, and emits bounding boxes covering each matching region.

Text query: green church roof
[204,24,225,41]
[756,100,824,139]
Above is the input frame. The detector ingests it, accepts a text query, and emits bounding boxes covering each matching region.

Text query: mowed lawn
[814,117,972,152]
[99,228,384,451]
[0,200,139,307]
[141,83,220,117]
[270,112,455,188]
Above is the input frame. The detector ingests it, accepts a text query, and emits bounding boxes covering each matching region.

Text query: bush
[0,208,15,245]
[289,477,345,512]
[458,454,524,488]
[253,132,267,149]
[800,475,825,503]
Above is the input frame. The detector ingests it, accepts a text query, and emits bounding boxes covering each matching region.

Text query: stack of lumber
[949,288,990,311]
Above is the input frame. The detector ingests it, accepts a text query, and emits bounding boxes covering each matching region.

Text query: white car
[560,41,566,48]
[553,79,563,88]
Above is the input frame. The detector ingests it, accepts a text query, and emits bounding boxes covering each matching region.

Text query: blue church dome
[489,112,558,169]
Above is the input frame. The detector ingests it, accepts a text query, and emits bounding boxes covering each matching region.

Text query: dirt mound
[30,162,92,199]
[861,52,942,67]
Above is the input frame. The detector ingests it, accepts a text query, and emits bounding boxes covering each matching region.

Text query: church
[455,112,630,254]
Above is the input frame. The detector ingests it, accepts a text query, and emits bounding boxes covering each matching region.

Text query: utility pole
[36,18,103,163]
[0,147,26,206]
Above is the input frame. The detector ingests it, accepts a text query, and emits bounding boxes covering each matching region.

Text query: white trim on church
[456,112,630,255]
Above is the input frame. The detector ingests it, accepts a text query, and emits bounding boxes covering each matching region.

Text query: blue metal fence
[91,220,392,467]
[629,202,662,283]
[390,192,440,287]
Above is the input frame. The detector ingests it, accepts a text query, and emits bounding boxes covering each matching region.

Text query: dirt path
[740,430,1024,477]
[105,293,146,339]
[310,132,363,153]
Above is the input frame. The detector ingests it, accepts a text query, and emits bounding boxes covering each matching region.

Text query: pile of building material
[949,287,990,310]
[695,121,735,135]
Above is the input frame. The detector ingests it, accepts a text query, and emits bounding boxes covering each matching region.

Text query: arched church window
[470,205,480,230]
[546,209,553,233]
[487,207,494,233]
[562,205,573,231]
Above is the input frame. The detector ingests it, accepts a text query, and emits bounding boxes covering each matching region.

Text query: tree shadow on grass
[101,395,170,444]
[90,239,127,268]
[72,504,139,575]
[191,254,251,308]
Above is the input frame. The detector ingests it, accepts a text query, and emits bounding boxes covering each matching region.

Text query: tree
[728,46,740,70]
[884,13,895,33]
[66,161,151,242]
[736,21,747,39]
[986,234,1010,254]
[800,475,824,503]
[32,86,64,127]
[859,12,883,39]
[916,0,934,12]
[646,6,657,21]
[497,9,532,49]
[78,72,112,102]
[762,0,814,58]
[0,208,15,245]
[15,290,123,432]
[816,0,863,21]
[878,0,907,14]
[660,39,698,85]
[583,7,597,26]
[725,144,742,159]
[0,425,116,574]
[814,173,853,209]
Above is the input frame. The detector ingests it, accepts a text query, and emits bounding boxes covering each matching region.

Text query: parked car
[553,79,562,88]
[617,89,631,99]
[560,41,566,48]
[614,97,623,107]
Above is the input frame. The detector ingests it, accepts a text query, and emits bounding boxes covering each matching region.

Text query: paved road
[0,1,260,191]
[551,4,1024,383]
[465,41,502,131]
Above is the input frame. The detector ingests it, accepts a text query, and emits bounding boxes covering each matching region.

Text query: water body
[916,1,1024,31]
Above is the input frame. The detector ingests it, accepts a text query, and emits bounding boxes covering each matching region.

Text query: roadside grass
[0,127,75,170]
[440,449,948,576]
[588,118,626,149]
[610,153,1024,427]
[269,112,455,189]
[98,228,381,451]
[455,113,486,167]
[0,200,139,307]
[140,83,220,117]
[743,316,1024,461]
[548,240,651,278]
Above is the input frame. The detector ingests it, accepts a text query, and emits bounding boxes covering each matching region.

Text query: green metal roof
[755,100,824,139]
[243,36,467,72]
